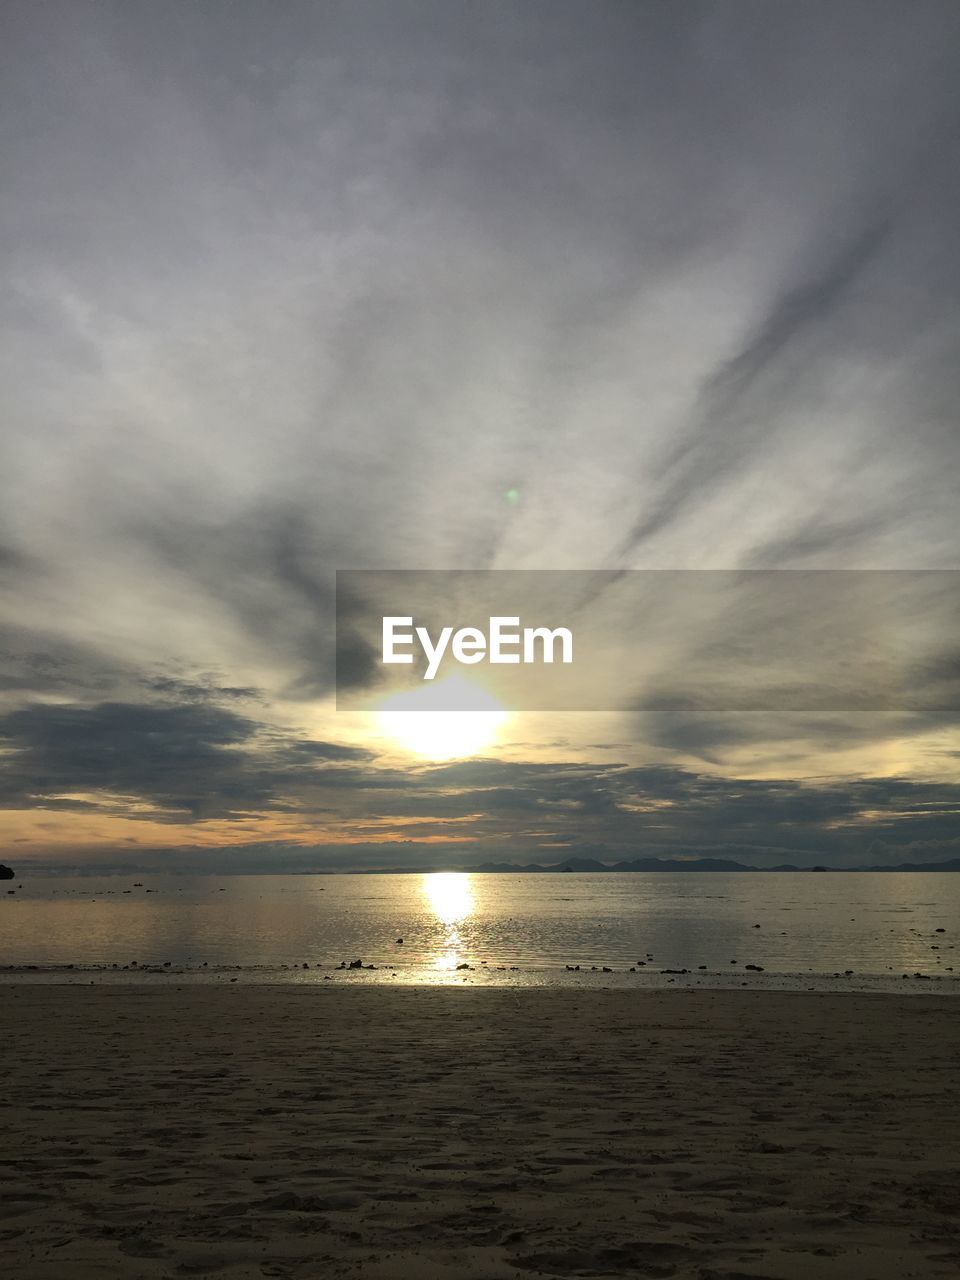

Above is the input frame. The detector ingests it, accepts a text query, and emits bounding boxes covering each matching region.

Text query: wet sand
[2,986,959,1279]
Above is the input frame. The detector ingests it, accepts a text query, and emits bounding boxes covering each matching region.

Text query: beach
[2,987,959,1279]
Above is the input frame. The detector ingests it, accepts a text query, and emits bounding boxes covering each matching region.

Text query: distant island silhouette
[465,856,960,873]
[337,855,960,875]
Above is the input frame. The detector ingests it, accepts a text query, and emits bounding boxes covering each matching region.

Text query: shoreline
[3,986,960,1278]
[1,962,957,994]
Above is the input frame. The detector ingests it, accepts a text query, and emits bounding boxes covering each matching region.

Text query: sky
[1,1,959,871]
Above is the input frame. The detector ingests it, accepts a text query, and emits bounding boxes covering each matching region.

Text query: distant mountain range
[464,856,960,874]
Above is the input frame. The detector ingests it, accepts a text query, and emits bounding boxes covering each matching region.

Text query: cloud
[0,700,371,821]
[1,687,958,866]
[620,213,896,556]
[1,3,959,862]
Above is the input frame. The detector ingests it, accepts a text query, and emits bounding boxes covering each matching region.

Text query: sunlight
[423,871,475,926]
[375,676,509,761]
[423,872,476,971]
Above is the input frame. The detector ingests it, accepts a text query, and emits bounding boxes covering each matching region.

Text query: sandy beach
[2,987,959,1280]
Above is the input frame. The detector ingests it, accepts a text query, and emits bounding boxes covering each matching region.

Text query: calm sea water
[2,872,958,991]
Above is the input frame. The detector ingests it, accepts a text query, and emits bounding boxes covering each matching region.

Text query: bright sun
[374,676,509,761]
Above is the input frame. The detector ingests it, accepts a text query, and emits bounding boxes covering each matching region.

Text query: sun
[374,677,509,761]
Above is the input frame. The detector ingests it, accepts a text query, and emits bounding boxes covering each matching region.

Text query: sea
[1,871,957,992]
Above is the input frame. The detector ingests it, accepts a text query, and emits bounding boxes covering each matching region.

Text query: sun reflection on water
[422,872,475,971]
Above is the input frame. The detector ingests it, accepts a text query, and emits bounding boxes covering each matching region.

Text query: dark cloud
[358,761,960,866]
[0,701,371,821]
[0,623,125,696]
[142,677,262,702]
